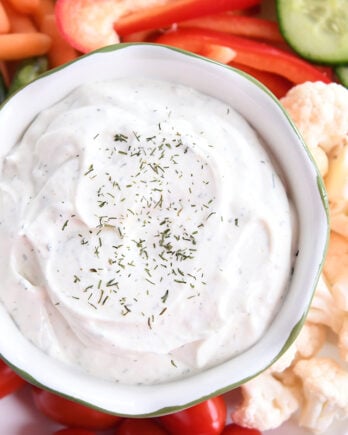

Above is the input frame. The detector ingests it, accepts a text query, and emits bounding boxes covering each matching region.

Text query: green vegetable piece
[335,65,348,88]
[277,0,348,64]
[8,56,48,95]
[0,72,7,105]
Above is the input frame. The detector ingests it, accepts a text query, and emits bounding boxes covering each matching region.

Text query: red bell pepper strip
[179,14,284,43]
[187,41,292,98]
[229,61,293,98]
[155,27,331,85]
[121,30,160,43]
[55,0,121,53]
[199,43,236,63]
[114,0,261,36]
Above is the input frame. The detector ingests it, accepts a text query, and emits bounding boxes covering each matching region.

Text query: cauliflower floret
[231,323,326,432]
[293,357,348,433]
[231,371,301,431]
[281,82,348,176]
[307,274,345,334]
[269,322,327,375]
[294,322,327,360]
[280,81,348,152]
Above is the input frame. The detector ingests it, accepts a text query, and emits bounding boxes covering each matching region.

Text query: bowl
[0,43,328,416]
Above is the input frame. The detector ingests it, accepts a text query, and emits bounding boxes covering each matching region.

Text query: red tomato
[31,387,122,430]
[54,429,96,435]
[222,424,261,435]
[0,359,26,399]
[159,396,226,435]
[115,418,169,435]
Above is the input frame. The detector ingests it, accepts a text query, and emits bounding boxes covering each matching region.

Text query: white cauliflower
[280,81,348,152]
[231,372,301,431]
[307,274,345,334]
[281,82,348,176]
[270,322,327,374]
[231,323,326,431]
[293,358,348,433]
[294,322,327,360]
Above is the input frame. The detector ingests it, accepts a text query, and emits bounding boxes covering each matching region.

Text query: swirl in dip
[0,78,295,384]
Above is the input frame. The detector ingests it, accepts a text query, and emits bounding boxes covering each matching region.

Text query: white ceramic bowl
[0,43,328,416]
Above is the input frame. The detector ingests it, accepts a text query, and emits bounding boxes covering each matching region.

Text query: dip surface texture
[0,78,294,384]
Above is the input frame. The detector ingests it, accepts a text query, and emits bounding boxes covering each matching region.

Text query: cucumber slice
[335,65,348,87]
[277,0,348,64]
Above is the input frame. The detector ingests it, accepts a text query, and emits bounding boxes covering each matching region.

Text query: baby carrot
[40,14,78,67]
[0,1,10,33]
[0,33,51,60]
[2,1,37,32]
[32,0,54,28]
[6,0,39,14]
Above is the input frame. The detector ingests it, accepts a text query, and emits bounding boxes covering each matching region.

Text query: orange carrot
[0,33,51,60]
[32,0,54,27]
[2,1,37,32]
[0,1,10,33]
[7,0,39,14]
[40,14,78,67]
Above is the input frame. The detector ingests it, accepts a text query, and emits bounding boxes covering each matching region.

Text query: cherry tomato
[115,418,169,435]
[0,359,26,399]
[159,396,226,435]
[54,429,96,435]
[31,387,122,430]
[222,424,261,435]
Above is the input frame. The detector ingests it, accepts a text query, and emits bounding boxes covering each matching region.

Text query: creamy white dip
[0,78,295,384]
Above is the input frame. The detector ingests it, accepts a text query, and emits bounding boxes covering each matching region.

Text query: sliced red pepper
[179,14,284,43]
[121,30,160,43]
[55,0,121,53]
[155,27,331,85]
[315,65,334,82]
[201,43,237,64]
[229,61,293,98]
[114,0,261,36]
